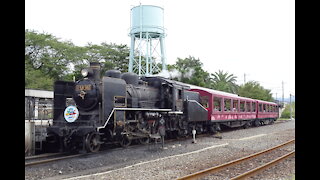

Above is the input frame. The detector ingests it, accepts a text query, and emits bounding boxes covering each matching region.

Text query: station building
[25,89,53,156]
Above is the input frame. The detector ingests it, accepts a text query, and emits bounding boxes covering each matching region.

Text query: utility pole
[290,94,292,120]
[282,81,284,107]
[244,73,246,84]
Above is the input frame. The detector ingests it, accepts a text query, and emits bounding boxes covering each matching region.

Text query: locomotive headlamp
[81,68,94,77]
[81,69,89,77]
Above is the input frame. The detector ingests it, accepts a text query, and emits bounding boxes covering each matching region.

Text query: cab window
[200,96,209,108]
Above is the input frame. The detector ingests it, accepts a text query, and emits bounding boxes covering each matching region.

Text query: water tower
[128,4,167,76]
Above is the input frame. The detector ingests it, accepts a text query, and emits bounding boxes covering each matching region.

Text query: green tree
[25,29,79,89]
[25,29,76,81]
[25,30,130,89]
[174,56,203,82]
[237,81,274,101]
[25,63,54,90]
[281,102,295,118]
[103,43,129,73]
[211,70,238,93]
[188,66,212,88]
[169,56,212,88]
[71,42,130,79]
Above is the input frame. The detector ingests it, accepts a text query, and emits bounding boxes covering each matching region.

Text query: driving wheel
[85,132,101,153]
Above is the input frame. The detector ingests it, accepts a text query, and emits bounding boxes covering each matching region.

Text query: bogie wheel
[269,119,275,124]
[243,121,251,129]
[120,135,132,148]
[138,137,150,145]
[85,132,101,153]
[254,120,261,127]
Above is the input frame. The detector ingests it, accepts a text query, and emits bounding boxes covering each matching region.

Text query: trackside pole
[161,135,164,148]
[192,129,197,143]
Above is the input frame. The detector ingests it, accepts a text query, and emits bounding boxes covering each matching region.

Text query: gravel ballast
[25,120,295,180]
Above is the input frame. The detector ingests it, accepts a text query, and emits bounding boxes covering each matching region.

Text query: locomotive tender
[47,62,279,153]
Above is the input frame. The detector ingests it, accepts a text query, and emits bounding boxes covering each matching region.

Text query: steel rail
[230,150,295,180]
[25,153,88,167]
[176,139,295,180]
[25,152,68,160]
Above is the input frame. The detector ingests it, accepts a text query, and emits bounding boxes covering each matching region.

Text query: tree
[169,56,212,88]
[188,66,212,88]
[237,81,274,101]
[281,102,295,119]
[102,43,129,73]
[174,56,203,81]
[211,70,238,93]
[25,64,54,90]
[25,29,79,89]
[25,30,130,90]
[71,42,130,79]
[25,29,76,81]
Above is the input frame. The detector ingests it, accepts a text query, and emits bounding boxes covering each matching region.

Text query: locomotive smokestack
[90,62,101,81]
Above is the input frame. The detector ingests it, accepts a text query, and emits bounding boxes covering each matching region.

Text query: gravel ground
[249,155,295,180]
[25,120,295,180]
[204,143,295,180]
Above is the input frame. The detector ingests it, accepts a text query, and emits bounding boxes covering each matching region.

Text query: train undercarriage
[45,115,276,153]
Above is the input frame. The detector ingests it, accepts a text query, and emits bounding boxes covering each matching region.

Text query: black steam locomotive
[46,62,208,153]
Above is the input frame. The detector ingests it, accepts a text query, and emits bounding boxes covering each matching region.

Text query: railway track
[177,139,295,180]
[24,133,213,167]
[25,152,88,167]
[24,140,178,167]
[25,122,293,168]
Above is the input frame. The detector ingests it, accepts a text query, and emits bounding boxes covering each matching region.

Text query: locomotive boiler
[46,62,208,153]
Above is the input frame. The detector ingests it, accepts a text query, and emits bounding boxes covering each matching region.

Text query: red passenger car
[256,100,279,124]
[189,86,279,129]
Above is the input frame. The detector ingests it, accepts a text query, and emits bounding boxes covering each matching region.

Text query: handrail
[97,108,115,131]
[96,107,172,131]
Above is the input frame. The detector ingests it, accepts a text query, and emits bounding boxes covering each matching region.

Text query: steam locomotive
[46,62,208,152]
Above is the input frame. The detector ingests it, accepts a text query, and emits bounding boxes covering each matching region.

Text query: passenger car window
[224,99,231,112]
[214,97,222,111]
[240,101,245,112]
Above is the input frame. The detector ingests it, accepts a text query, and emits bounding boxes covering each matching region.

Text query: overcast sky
[25,0,295,99]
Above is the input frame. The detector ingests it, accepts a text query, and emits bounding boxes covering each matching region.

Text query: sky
[25,0,295,99]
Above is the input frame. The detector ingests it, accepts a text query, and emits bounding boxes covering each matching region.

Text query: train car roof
[188,85,278,104]
[142,76,191,89]
[144,76,240,97]
[143,75,277,105]
[189,85,239,98]
[256,99,278,105]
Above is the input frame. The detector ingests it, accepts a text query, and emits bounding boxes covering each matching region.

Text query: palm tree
[211,70,238,93]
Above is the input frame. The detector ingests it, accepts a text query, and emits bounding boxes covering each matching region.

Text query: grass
[277,118,291,121]
[287,174,295,180]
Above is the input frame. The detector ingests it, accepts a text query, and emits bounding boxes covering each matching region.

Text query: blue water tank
[130,5,165,38]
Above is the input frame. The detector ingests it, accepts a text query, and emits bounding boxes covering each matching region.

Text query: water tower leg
[138,49,142,76]
[149,38,153,74]
[146,32,149,75]
[129,36,135,73]
[160,36,167,71]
